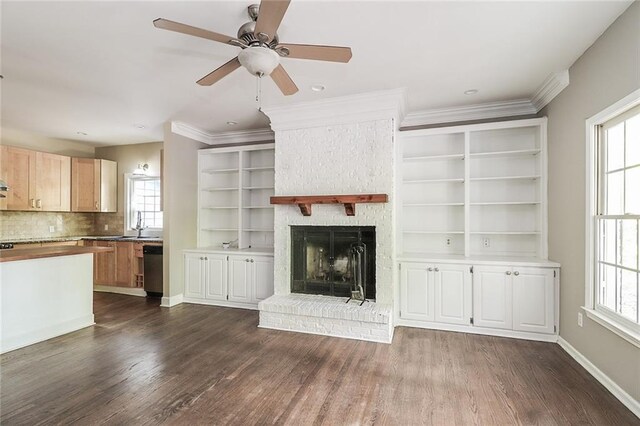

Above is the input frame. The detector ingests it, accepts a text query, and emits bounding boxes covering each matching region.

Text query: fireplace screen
[291,226,376,300]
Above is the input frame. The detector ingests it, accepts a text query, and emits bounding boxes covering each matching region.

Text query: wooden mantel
[270,194,388,216]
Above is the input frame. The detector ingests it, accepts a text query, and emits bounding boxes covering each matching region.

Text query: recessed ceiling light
[311,84,325,92]
[77,131,88,136]
[226,121,238,126]
[133,124,146,129]
[464,89,479,95]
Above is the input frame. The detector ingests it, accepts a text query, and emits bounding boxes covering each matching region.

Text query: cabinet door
[94,241,115,286]
[0,146,6,210]
[35,152,71,211]
[473,266,513,330]
[400,263,434,321]
[512,267,555,334]
[100,159,117,212]
[71,158,99,212]
[184,254,205,299]
[2,146,34,210]
[252,256,274,302]
[114,242,134,287]
[434,264,472,325]
[204,255,227,301]
[228,256,252,303]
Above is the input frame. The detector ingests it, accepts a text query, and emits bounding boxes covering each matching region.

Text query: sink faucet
[134,211,147,238]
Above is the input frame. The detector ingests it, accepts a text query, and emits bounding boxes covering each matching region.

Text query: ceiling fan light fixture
[238,46,280,77]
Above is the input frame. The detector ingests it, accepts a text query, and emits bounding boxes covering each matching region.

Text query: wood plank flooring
[1,293,637,425]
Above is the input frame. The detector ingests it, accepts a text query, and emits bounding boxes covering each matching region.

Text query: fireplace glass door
[291,226,375,299]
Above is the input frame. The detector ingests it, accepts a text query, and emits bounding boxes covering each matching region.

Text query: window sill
[582,307,640,348]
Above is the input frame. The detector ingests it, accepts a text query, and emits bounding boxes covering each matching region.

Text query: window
[592,102,640,339]
[126,175,163,232]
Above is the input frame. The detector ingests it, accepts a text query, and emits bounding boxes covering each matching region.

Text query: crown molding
[531,70,570,111]
[262,88,407,131]
[170,121,274,146]
[401,99,537,128]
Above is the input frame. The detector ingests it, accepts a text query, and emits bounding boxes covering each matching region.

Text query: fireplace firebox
[291,226,376,300]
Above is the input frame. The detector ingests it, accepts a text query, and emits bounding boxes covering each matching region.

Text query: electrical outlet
[104,224,109,231]
[445,238,451,246]
[49,226,55,233]
[578,312,583,327]
[483,237,490,248]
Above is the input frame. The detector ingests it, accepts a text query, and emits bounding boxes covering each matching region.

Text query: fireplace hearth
[291,226,376,300]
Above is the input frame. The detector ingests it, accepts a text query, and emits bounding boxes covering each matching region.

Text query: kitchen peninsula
[0,245,112,353]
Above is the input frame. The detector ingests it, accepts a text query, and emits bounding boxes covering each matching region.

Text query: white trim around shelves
[470,175,540,182]
[557,336,640,419]
[469,148,540,159]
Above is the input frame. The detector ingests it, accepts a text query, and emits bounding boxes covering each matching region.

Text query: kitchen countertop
[2,236,163,244]
[0,246,114,263]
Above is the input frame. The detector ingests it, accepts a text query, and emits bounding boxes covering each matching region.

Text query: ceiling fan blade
[270,64,298,96]
[153,18,235,46]
[278,43,352,63]
[197,57,241,86]
[254,0,291,41]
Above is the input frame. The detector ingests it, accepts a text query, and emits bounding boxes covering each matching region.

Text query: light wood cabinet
[71,158,117,212]
[92,241,116,286]
[183,250,274,308]
[0,146,70,211]
[114,242,134,286]
[88,240,161,288]
[0,147,7,210]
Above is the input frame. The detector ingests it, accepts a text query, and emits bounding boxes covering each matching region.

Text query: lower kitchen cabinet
[88,240,162,288]
[183,250,274,309]
[398,260,558,341]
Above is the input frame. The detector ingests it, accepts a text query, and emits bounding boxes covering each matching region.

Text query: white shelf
[404,230,465,234]
[202,206,238,210]
[403,178,464,184]
[470,231,540,235]
[470,201,540,205]
[202,228,238,232]
[470,175,540,182]
[243,166,274,171]
[243,186,275,190]
[404,203,465,207]
[201,187,239,192]
[243,206,274,209]
[469,149,540,159]
[403,153,464,162]
[244,229,275,232]
[201,167,239,174]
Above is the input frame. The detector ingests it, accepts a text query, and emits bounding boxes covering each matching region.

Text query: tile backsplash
[0,211,126,241]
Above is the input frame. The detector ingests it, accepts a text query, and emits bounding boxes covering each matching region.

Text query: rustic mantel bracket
[270,194,388,216]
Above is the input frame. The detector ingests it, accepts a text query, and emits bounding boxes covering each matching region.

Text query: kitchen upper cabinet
[71,158,117,212]
[0,146,70,211]
[473,266,513,330]
[0,147,7,210]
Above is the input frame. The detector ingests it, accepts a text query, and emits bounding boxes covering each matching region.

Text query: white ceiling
[1,1,631,146]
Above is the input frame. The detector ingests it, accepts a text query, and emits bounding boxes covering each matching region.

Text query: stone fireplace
[257,89,406,344]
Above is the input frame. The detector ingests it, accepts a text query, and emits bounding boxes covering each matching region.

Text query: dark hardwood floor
[1,293,637,425]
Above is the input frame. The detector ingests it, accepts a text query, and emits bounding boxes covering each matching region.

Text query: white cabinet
[473,266,513,330]
[183,250,273,309]
[512,267,555,334]
[184,253,227,301]
[400,263,471,326]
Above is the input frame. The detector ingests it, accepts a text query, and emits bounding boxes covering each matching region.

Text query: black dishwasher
[143,245,163,297]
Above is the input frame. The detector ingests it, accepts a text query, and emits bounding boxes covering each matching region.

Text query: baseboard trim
[160,293,184,308]
[557,336,640,419]
[94,286,147,297]
[182,297,258,311]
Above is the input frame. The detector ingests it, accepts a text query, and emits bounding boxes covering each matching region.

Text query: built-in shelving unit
[398,118,547,259]
[198,144,275,249]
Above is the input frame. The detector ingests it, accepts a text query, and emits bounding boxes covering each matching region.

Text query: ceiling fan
[153,0,353,96]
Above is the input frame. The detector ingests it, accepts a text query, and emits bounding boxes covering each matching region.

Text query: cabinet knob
[246,258,250,262]
[95,201,99,210]
[434,267,439,272]
[427,267,433,271]
[205,257,208,261]
[514,271,520,276]
[30,198,36,208]
[199,257,203,260]
[506,271,512,275]
[36,199,42,209]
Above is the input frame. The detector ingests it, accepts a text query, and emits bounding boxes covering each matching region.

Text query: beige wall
[162,124,207,300]
[95,141,163,234]
[545,2,639,402]
[1,127,95,157]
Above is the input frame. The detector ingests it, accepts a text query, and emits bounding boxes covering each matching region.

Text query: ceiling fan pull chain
[256,74,263,111]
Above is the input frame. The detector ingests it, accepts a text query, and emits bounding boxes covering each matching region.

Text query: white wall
[162,124,207,300]
[1,127,95,157]
[545,1,639,402]
[273,119,397,306]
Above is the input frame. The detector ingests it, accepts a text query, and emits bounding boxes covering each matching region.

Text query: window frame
[124,173,163,237]
[585,88,640,348]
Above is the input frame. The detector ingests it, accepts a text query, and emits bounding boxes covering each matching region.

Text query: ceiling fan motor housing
[237,21,279,47]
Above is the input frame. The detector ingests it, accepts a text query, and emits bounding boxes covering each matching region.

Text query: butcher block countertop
[0,246,114,263]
